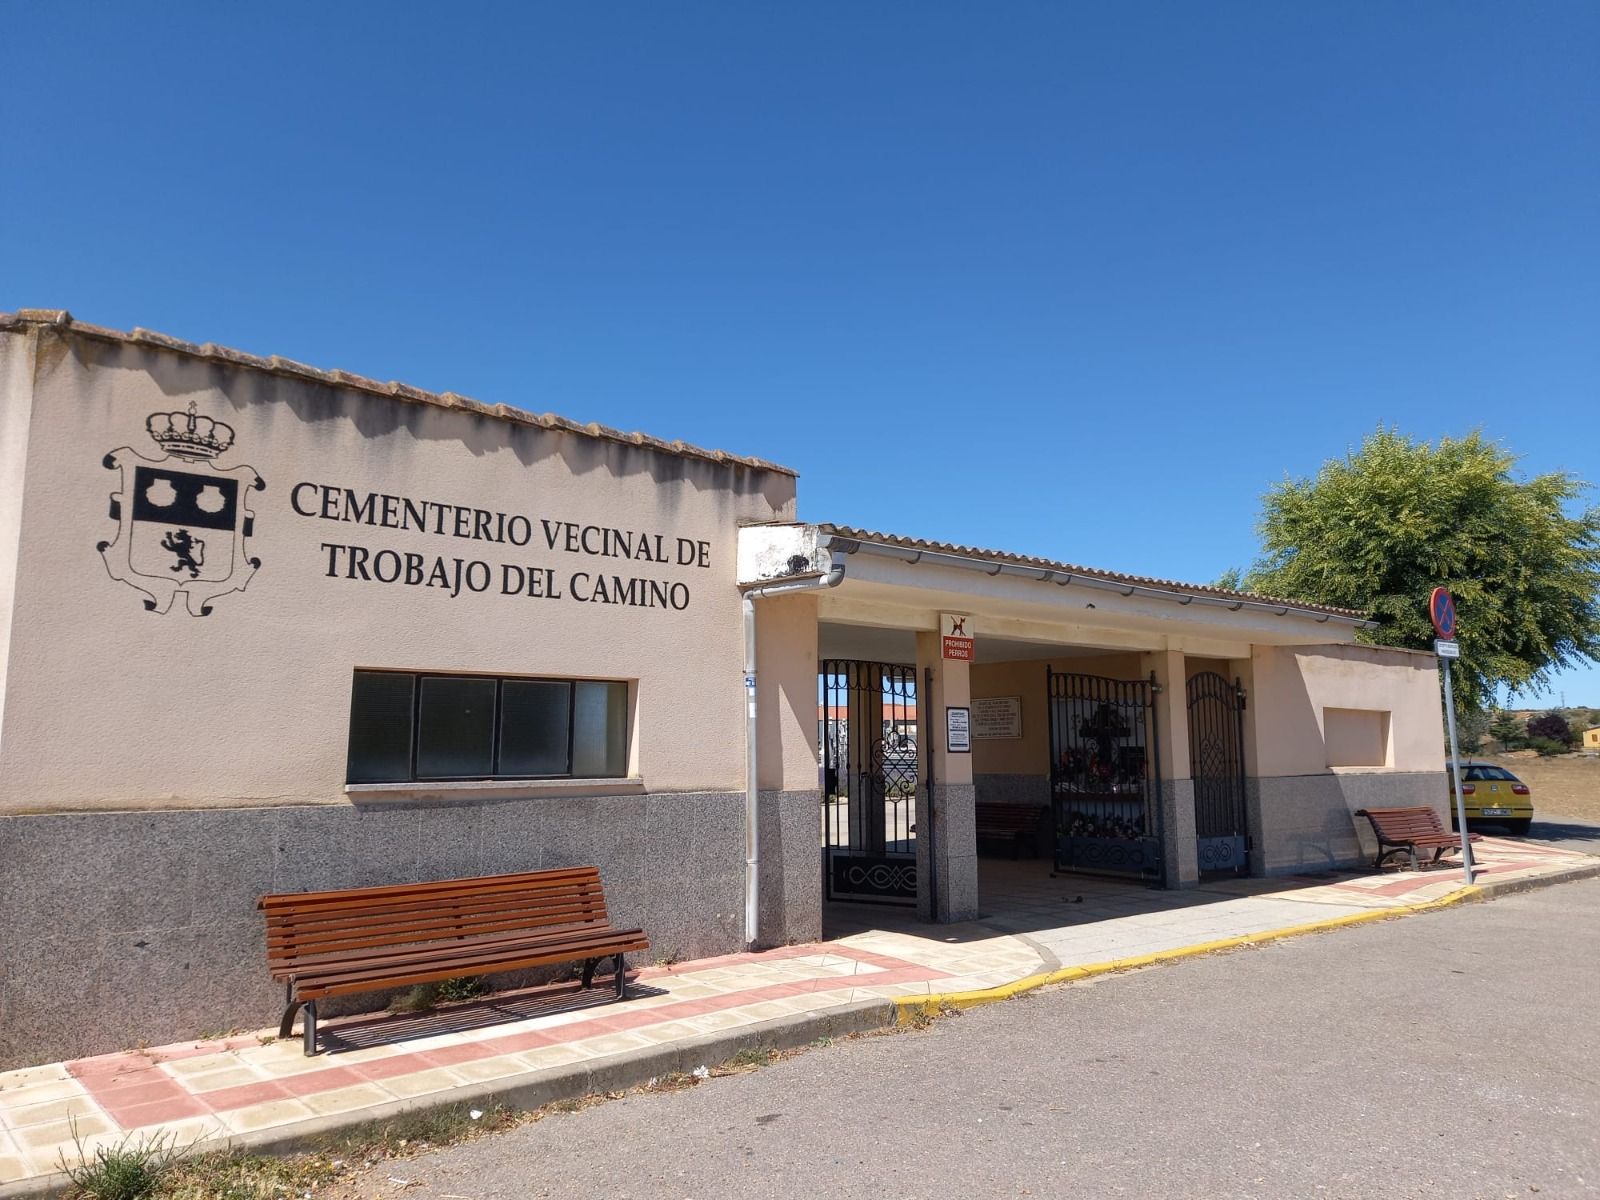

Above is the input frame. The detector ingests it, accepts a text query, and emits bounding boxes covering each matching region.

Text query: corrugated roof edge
[0,309,798,478]
[818,523,1370,622]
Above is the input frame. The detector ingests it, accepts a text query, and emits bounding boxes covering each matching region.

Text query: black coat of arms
[98,402,265,615]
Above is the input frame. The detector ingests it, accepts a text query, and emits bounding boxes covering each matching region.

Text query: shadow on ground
[319,980,671,1053]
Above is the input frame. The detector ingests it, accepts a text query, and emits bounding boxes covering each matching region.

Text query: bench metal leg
[613,953,627,999]
[580,958,600,990]
[1374,846,1408,872]
[278,980,303,1040]
[302,1000,318,1057]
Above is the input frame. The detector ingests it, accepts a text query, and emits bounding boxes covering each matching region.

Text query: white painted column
[1142,647,1198,888]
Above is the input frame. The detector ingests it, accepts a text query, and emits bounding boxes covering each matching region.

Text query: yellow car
[1449,761,1533,836]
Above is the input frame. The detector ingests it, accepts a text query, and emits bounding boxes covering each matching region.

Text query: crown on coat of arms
[147,401,235,460]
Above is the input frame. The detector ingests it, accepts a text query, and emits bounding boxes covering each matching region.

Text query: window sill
[344,777,646,804]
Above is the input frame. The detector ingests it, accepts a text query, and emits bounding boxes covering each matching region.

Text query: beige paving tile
[6,1095,103,1129]
[0,1079,87,1111]
[514,1044,596,1071]
[15,1114,113,1150]
[177,1065,271,1093]
[571,1032,654,1057]
[162,1053,245,1078]
[0,1152,31,1183]
[448,1055,528,1084]
[733,1001,798,1022]
[680,1011,758,1034]
[300,1084,394,1118]
[148,1114,231,1149]
[858,981,931,999]
[655,982,721,1000]
[255,1054,351,1079]
[381,1068,472,1098]
[220,1098,318,1135]
[0,1065,72,1093]
[631,1021,702,1044]
[228,1042,301,1068]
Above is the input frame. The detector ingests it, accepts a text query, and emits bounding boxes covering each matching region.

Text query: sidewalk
[3,834,1594,1193]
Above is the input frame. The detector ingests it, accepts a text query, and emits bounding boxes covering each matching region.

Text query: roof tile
[819,523,1367,620]
[2,309,796,477]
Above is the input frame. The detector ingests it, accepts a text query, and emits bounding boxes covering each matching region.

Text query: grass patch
[724,1046,778,1070]
[387,977,490,1014]
[436,976,488,1003]
[59,1126,186,1200]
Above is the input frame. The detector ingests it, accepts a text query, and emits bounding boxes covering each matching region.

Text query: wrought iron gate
[1187,672,1249,875]
[1047,670,1164,883]
[820,660,919,904]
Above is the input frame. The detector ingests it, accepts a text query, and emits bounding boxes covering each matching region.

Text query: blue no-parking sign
[1430,587,1456,639]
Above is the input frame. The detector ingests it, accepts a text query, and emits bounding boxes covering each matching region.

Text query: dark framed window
[347,670,630,783]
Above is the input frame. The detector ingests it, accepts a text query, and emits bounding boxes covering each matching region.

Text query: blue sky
[5,2,1597,704]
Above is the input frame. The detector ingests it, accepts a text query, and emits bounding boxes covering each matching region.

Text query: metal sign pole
[1441,657,1474,884]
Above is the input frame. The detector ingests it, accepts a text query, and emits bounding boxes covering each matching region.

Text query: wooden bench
[259,867,649,1055]
[975,803,1049,859]
[1355,806,1483,872]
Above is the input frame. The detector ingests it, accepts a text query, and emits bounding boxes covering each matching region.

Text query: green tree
[1242,428,1600,718]
[1489,708,1524,749]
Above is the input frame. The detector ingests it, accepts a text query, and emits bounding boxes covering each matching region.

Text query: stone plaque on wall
[972,695,1022,739]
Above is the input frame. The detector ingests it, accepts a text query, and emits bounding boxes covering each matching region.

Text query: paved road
[352,880,1600,1200]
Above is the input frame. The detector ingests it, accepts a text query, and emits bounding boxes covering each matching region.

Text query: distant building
[1584,727,1600,752]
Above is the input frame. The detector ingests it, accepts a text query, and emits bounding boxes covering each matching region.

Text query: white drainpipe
[742,561,847,946]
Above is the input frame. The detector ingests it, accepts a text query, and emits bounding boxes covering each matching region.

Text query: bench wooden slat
[274,925,652,979]
[264,895,611,959]
[291,930,652,997]
[270,919,639,975]
[265,885,606,925]
[260,866,648,1054]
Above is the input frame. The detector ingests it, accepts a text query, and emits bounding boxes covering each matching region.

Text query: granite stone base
[0,792,748,1070]
[915,783,978,922]
[1250,772,1448,876]
[756,789,823,948]
[973,773,1050,807]
[1157,778,1199,888]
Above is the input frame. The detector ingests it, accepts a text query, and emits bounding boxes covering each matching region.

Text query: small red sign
[941,613,974,661]
[942,636,974,661]
[1429,588,1457,639]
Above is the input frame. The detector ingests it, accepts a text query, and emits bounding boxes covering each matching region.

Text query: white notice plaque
[946,706,971,753]
[971,696,1023,739]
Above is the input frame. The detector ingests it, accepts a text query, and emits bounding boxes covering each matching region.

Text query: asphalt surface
[1529,816,1600,858]
[349,879,1600,1200]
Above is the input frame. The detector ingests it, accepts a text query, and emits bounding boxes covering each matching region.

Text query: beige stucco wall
[754,591,821,791]
[0,327,796,812]
[0,327,37,747]
[1250,642,1444,778]
[970,653,1144,777]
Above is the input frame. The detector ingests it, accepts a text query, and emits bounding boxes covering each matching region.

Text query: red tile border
[66,941,951,1128]
[107,1094,213,1129]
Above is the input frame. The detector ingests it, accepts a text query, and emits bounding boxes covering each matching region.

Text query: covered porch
[739,523,1446,944]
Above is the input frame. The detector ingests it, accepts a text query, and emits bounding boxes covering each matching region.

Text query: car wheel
[1503,818,1532,837]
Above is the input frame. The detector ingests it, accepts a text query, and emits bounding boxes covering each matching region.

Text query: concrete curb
[893,859,1600,1024]
[0,1000,894,1200]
